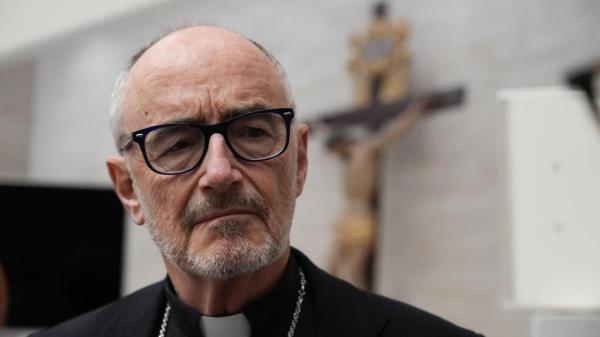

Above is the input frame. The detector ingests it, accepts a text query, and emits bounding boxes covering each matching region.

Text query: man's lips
[196,209,257,225]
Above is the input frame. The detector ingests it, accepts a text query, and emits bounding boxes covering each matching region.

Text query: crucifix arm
[365,99,428,152]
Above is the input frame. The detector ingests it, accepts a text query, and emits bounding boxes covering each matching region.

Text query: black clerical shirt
[163,254,315,337]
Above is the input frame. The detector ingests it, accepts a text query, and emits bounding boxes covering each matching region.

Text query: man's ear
[106,155,145,225]
[294,123,309,197]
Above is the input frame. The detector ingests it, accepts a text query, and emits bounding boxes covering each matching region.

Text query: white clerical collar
[199,312,251,337]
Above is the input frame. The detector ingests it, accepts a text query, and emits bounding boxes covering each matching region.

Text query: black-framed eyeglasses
[120,108,295,175]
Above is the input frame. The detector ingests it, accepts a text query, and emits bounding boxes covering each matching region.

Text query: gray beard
[137,183,289,280]
[148,218,285,280]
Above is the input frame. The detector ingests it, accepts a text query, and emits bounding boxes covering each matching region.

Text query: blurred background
[1,0,600,336]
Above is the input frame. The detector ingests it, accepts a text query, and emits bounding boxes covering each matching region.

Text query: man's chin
[194,217,264,243]
[176,237,282,280]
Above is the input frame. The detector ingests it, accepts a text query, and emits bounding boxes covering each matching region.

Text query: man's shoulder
[293,248,483,337]
[364,291,483,336]
[30,281,164,337]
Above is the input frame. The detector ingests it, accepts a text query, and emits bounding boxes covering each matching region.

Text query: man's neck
[165,249,290,316]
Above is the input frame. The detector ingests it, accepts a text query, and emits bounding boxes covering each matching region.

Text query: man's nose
[196,134,242,193]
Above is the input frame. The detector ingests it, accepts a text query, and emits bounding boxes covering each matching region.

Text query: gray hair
[109,25,295,149]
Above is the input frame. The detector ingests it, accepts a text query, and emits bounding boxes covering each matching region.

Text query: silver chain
[158,300,171,337]
[158,267,307,337]
[287,267,306,337]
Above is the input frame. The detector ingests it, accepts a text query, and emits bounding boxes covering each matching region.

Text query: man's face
[108,27,308,280]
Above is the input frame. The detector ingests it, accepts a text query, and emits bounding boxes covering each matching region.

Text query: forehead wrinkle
[126,85,277,130]
[129,57,279,108]
[157,102,274,126]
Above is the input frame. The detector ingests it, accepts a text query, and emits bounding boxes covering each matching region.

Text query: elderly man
[32,26,482,337]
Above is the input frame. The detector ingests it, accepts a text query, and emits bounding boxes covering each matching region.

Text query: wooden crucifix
[306,2,466,290]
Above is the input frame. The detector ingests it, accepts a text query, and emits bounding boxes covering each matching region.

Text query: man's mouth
[196,209,256,225]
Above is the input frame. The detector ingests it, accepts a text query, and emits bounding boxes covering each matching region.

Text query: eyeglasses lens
[228,112,287,160]
[145,126,205,174]
[143,112,287,174]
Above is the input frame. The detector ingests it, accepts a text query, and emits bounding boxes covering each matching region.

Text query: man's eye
[160,139,194,156]
[239,127,270,139]
[169,140,193,151]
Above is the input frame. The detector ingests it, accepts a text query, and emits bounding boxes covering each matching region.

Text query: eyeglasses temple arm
[119,135,134,154]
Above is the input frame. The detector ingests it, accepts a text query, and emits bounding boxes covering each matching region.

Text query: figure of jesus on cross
[308,2,464,290]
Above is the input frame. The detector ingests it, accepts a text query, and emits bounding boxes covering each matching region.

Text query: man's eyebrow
[224,104,271,119]
[159,104,272,125]
[160,117,203,125]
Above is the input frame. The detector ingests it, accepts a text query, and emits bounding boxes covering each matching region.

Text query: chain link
[157,302,171,337]
[287,268,306,337]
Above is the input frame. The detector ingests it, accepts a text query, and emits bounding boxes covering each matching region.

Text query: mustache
[181,189,269,233]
